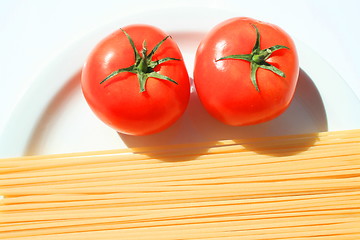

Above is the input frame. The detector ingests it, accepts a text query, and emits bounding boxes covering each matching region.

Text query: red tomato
[81,25,190,135]
[194,17,299,126]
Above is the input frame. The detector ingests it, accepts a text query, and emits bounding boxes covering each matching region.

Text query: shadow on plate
[25,71,82,156]
[25,66,327,160]
[120,68,328,160]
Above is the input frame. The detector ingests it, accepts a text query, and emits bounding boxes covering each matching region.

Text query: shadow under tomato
[120,68,328,159]
[186,68,327,157]
[117,96,213,162]
[239,68,327,156]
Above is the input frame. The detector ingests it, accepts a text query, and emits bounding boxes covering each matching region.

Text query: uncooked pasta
[1,129,359,239]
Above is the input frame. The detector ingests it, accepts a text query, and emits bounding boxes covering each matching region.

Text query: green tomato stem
[217,24,289,92]
[100,29,180,93]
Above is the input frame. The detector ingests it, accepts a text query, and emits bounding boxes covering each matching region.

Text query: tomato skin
[194,17,299,126]
[81,25,190,135]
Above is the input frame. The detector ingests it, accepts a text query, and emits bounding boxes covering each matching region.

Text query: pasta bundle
[1,129,359,239]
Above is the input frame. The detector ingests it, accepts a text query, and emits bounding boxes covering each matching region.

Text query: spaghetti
[1,129,359,239]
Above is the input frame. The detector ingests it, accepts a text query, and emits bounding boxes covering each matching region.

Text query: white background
[1,0,360,133]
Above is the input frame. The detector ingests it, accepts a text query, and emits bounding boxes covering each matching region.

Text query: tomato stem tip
[217,24,289,92]
[100,29,180,92]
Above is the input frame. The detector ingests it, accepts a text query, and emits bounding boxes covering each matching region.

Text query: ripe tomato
[194,17,299,126]
[81,24,190,136]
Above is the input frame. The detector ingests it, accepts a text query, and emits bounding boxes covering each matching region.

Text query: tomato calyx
[217,24,289,92]
[100,29,180,92]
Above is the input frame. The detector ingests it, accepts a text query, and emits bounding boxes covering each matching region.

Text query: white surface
[1,0,360,157]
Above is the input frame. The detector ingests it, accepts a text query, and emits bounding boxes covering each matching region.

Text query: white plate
[1,7,360,158]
